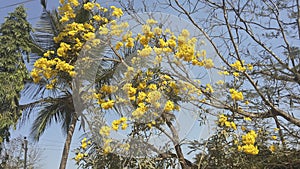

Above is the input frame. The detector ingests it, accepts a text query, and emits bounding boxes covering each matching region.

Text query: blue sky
[0,0,82,168]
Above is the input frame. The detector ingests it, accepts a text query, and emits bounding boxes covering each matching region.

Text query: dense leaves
[0,6,31,145]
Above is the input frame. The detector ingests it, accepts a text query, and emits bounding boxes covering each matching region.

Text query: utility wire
[0,0,36,10]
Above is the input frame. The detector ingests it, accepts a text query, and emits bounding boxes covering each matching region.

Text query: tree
[0,136,42,169]
[20,1,115,169]
[0,5,31,149]
[71,0,300,168]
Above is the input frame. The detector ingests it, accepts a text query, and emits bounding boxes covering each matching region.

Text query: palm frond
[20,93,75,141]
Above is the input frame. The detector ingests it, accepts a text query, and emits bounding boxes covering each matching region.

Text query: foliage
[0,137,42,169]
[0,6,31,146]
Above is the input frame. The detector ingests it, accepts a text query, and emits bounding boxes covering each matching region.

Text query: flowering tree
[17,0,300,168]
[112,0,300,168]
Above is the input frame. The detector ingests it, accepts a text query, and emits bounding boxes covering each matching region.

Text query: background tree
[0,5,32,150]
[0,136,43,169]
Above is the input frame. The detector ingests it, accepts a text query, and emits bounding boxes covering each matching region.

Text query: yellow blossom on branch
[110,6,123,18]
[229,88,244,101]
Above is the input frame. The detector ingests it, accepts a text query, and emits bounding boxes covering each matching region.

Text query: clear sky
[0,0,82,169]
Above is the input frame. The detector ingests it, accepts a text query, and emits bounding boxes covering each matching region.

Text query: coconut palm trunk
[59,115,77,169]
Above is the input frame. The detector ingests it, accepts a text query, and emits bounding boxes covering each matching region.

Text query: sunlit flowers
[99,126,111,136]
[110,6,123,18]
[239,130,259,155]
[229,88,244,101]
[164,100,175,112]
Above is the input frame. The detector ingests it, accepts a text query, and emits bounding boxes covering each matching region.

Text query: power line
[0,0,36,10]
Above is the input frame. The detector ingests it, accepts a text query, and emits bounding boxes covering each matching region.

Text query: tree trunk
[59,115,77,169]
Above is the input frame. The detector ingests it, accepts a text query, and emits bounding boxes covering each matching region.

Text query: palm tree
[20,3,81,169]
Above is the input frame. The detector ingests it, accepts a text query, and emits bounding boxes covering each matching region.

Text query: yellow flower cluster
[205,84,214,93]
[110,6,123,18]
[58,0,78,23]
[229,88,244,101]
[103,138,112,154]
[238,130,259,155]
[81,137,91,149]
[218,114,237,130]
[122,83,137,101]
[31,57,75,84]
[32,0,115,88]
[75,152,87,162]
[230,60,246,72]
[164,100,175,112]
[111,117,128,131]
[132,102,147,118]
[175,30,197,62]
[138,45,153,57]
[100,85,118,94]
[100,99,115,110]
[99,126,111,136]
[94,85,118,110]
[83,2,94,11]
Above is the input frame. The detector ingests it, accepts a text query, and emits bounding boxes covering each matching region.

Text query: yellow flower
[101,85,117,94]
[103,146,112,154]
[242,130,257,145]
[153,27,162,35]
[146,91,161,104]
[120,117,127,122]
[112,124,119,131]
[138,45,153,57]
[75,153,84,161]
[146,19,157,24]
[269,145,276,152]
[242,144,259,155]
[199,49,206,57]
[46,84,54,89]
[115,41,123,50]
[230,122,237,130]
[126,38,134,48]
[139,35,149,46]
[244,117,252,121]
[111,6,123,18]
[271,135,277,140]
[101,100,115,109]
[60,15,69,23]
[69,0,79,7]
[241,126,246,131]
[148,84,157,90]
[83,32,95,41]
[84,2,94,11]
[164,100,175,112]
[216,80,224,85]
[93,15,102,21]
[137,92,147,102]
[81,141,87,149]
[231,60,246,72]
[121,123,128,130]
[204,59,214,69]
[99,26,109,35]
[229,88,244,101]
[274,128,280,131]
[233,72,239,77]
[247,64,253,71]
[205,84,214,93]
[181,29,190,37]
[99,126,111,136]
